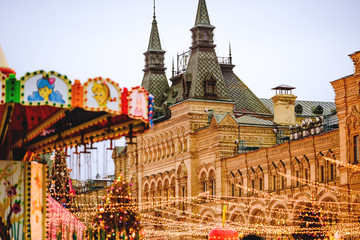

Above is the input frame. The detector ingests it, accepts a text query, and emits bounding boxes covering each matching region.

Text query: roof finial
[172,57,175,78]
[153,0,156,20]
[229,42,232,65]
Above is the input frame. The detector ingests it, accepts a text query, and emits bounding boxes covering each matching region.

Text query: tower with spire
[176,0,230,102]
[141,0,169,109]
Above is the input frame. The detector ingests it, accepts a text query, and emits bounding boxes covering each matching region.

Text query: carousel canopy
[0,70,153,160]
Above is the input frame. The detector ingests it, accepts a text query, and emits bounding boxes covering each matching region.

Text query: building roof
[114,146,126,155]
[194,0,212,27]
[235,114,275,126]
[147,11,162,51]
[222,67,272,115]
[271,84,295,90]
[260,98,336,117]
[141,4,169,108]
[213,113,227,123]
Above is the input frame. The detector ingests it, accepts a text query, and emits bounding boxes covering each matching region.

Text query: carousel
[0,47,152,240]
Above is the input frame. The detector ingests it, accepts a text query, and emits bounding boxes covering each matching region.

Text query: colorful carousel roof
[0,70,154,159]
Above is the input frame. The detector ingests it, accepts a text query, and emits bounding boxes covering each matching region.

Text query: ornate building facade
[113,0,359,238]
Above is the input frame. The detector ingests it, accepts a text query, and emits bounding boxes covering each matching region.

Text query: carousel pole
[222,205,226,227]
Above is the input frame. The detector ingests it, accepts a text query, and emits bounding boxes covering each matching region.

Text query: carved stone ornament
[346,105,360,131]
[346,105,360,164]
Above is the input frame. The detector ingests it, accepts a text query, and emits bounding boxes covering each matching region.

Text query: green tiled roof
[235,115,275,126]
[213,113,227,123]
[142,72,169,107]
[147,17,162,51]
[177,51,230,102]
[141,11,169,108]
[221,68,272,115]
[195,0,211,26]
[165,81,181,106]
[114,146,126,155]
[260,98,336,117]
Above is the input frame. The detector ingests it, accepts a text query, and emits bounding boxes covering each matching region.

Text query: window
[231,184,235,197]
[305,169,309,181]
[182,187,186,211]
[330,164,335,180]
[320,166,325,182]
[210,178,216,195]
[238,185,242,197]
[203,181,207,193]
[354,135,359,164]
[281,176,286,189]
[296,171,300,187]
[295,104,303,114]
[206,81,215,95]
[204,73,216,96]
[259,178,263,191]
[273,175,276,191]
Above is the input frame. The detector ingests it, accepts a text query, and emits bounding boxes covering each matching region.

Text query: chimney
[271,84,297,125]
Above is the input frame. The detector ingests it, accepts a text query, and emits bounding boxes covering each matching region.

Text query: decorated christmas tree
[93,176,142,240]
[48,149,75,208]
[292,201,326,240]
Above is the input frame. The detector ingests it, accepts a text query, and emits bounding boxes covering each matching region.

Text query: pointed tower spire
[147,0,162,51]
[177,0,229,102]
[190,0,215,50]
[195,0,212,26]
[229,42,232,65]
[141,1,169,108]
[172,57,175,78]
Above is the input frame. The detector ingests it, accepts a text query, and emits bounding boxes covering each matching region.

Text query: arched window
[330,163,335,180]
[272,175,276,191]
[150,182,156,205]
[209,170,216,196]
[157,180,162,206]
[295,104,303,114]
[143,183,149,209]
[296,170,300,186]
[200,172,207,193]
[170,177,175,206]
[164,179,169,206]
[269,164,277,191]
[281,176,286,189]
[320,166,325,182]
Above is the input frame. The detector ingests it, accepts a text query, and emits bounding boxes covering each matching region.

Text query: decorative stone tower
[177,0,229,102]
[141,3,169,107]
[271,84,297,125]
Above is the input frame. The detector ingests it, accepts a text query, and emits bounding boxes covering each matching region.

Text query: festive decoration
[148,94,154,128]
[0,71,151,159]
[49,149,75,208]
[0,161,24,240]
[47,195,86,240]
[128,87,149,121]
[0,161,47,240]
[83,77,122,114]
[93,176,142,240]
[208,227,239,240]
[292,200,327,240]
[20,70,71,107]
[208,205,238,240]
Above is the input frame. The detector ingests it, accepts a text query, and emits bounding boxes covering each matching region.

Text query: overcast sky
[1,0,359,102]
